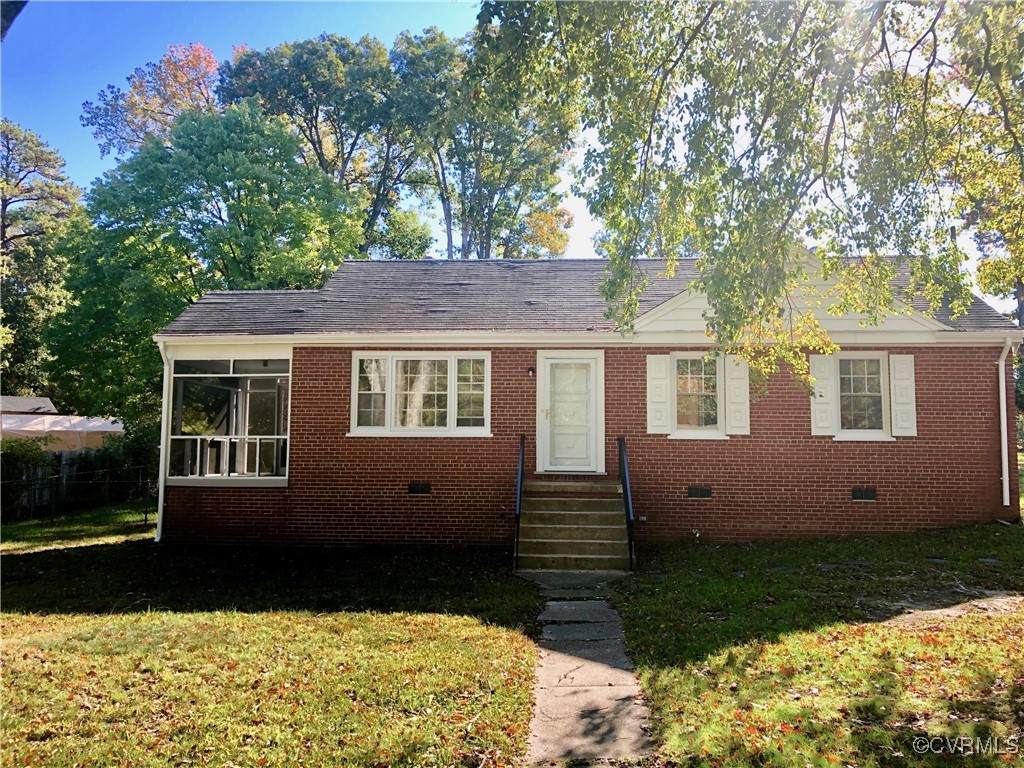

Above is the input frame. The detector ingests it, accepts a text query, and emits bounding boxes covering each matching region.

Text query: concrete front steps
[517,480,630,571]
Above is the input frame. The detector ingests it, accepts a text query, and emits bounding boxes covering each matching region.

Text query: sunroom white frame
[158,344,294,501]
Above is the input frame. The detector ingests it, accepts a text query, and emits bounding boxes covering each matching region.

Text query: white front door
[537,352,604,473]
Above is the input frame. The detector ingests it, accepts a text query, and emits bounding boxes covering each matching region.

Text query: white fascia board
[631,330,1022,346]
[157,340,296,359]
[154,329,1021,350]
[839,330,1022,346]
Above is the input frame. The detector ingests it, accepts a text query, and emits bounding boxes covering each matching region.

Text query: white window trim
[833,351,895,442]
[669,352,728,440]
[347,351,492,437]
[165,357,293,482]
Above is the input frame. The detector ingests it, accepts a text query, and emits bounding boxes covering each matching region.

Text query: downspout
[155,340,173,541]
[997,339,1012,507]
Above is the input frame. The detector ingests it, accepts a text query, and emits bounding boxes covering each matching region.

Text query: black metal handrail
[513,433,525,570]
[617,436,635,571]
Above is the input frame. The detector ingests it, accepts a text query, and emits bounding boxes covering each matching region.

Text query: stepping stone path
[519,571,653,765]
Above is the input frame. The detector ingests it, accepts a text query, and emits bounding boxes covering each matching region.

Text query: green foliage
[478,1,1023,378]
[1017,366,1024,413]
[392,28,576,260]
[941,4,1023,338]
[0,120,82,398]
[0,435,54,471]
[0,436,55,515]
[366,207,432,260]
[89,99,361,290]
[223,29,576,260]
[47,101,363,427]
[220,34,431,259]
[0,1,26,41]
[221,35,394,183]
[77,423,160,484]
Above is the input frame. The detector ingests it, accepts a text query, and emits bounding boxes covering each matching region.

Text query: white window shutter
[889,354,917,436]
[723,355,750,435]
[809,355,837,436]
[646,354,672,434]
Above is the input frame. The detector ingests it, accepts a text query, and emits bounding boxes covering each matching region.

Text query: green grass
[1,499,156,554]
[1,508,544,768]
[615,524,1024,767]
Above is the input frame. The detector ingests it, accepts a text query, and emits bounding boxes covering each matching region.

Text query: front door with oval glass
[537,353,604,473]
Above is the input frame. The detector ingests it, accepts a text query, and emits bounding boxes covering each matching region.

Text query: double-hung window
[646,352,750,438]
[350,352,491,436]
[675,356,721,432]
[168,359,290,480]
[838,357,885,432]
[809,352,917,439]
[672,353,727,439]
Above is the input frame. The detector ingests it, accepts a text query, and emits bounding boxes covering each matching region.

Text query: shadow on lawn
[614,524,1024,768]
[616,523,1024,668]
[1,540,543,633]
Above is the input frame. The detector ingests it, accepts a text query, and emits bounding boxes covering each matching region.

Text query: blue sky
[1,1,478,188]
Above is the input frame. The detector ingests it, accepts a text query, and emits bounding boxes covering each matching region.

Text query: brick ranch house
[154,258,1021,569]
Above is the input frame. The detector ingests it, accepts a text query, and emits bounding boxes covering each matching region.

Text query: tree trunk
[461,216,472,260]
[430,149,455,261]
[358,140,395,255]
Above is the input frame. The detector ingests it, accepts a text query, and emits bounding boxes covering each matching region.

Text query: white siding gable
[633,287,949,336]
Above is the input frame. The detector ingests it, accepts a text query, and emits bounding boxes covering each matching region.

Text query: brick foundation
[162,345,1019,545]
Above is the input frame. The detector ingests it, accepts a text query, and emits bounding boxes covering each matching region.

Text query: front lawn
[616,524,1024,767]
[1,513,543,768]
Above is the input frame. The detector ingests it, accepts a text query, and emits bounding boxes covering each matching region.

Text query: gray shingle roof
[159,289,318,337]
[0,396,58,414]
[914,294,1016,330]
[158,258,1017,337]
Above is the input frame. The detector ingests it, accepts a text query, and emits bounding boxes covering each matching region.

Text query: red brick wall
[162,345,1019,545]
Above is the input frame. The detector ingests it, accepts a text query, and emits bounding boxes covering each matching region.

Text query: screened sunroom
[167,359,290,480]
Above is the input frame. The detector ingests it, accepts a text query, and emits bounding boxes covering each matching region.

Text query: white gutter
[155,341,173,541]
[998,339,1013,507]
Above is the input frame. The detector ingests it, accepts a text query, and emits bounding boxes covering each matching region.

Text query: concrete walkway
[519,571,653,765]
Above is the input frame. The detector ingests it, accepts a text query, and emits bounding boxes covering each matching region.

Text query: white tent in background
[0,410,123,452]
